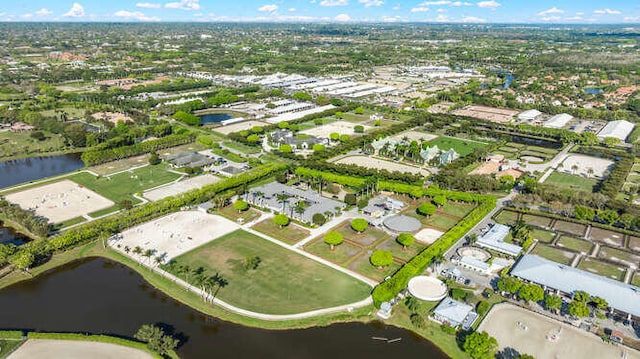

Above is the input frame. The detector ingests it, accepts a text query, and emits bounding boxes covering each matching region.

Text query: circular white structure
[383,215,421,233]
[407,276,447,301]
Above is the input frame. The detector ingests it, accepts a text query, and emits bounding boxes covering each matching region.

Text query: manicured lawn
[632,273,640,287]
[440,202,475,218]
[376,239,425,262]
[425,214,460,231]
[531,228,556,243]
[577,257,626,281]
[169,229,372,314]
[522,214,552,228]
[223,141,261,154]
[52,216,87,230]
[350,255,402,282]
[597,246,640,266]
[332,221,389,247]
[216,206,262,224]
[427,136,487,157]
[531,244,574,265]
[0,338,25,357]
[252,219,310,244]
[494,210,520,226]
[556,235,594,254]
[69,163,181,204]
[544,172,598,193]
[305,239,363,265]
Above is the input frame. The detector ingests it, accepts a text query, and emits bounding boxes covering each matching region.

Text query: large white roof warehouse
[597,120,635,142]
[544,113,573,129]
[511,255,640,318]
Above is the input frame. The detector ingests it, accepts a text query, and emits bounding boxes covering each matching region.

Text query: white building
[432,297,478,330]
[597,120,635,142]
[476,223,522,257]
[544,113,573,129]
[518,109,542,122]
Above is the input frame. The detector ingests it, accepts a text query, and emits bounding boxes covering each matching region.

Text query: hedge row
[26,332,173,359]
[0,330,24,339]
[372,197,495,306]
[291,168,496,306]
[81,133,196,166]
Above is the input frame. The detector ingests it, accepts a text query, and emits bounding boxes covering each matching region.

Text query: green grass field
[544,172,598,192]
[632,273,640,287]
[522,214,552,228]
[216,206,262,224]
[494,210,520,226]
[427,136,487,157]
[531,244,574,265]
[597,246,640,265]
[305,239,363,265]
[252,219,310,244]
[69,164,181,205]
[169,230,371,314]
[532,228,556,243]
[424,214,460,231]
[440,202,475,218]
[577,258,626,281]
[0,131,67,160]
[556,235,594,254]
[350,255,402,282]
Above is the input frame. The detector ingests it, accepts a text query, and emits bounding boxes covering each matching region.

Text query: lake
[0,258,449,359]
[200,113,233,125]
[0,153,84,189]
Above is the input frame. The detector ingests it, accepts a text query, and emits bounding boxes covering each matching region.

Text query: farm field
[544,172,598,192]
[426,136,487,157]
[168,229,371,314]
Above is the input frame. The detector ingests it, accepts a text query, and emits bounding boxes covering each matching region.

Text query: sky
[0,1,639,24]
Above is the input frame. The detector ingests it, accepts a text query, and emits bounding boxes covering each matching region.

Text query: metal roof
[511,255,640,317]
[433,297,476,328]
[476,223,522,256]
[597,120,635,142]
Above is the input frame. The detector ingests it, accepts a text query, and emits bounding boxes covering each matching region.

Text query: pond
[0,224,27,245]
[199,113,234,125]
[0,153,84,189]
[0,258,449,359]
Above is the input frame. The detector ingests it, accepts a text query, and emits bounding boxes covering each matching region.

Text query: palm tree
[154,256,164,267]
[133,246,143,257]
[571,164,579,174]
[143,249,155,264]
[587,167,594,177]
[276,193,289,213]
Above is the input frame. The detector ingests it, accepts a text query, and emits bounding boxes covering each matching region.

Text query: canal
[0,258,449,359]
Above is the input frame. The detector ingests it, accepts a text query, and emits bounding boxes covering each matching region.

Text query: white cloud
[437,8,447,12]
[165,0,200,10]
[540,16,561,21]
[565,16,583,21]
[537,7,564,16]
[594,8,621,15]
[63,3,85,17]
[320,0,348,6]
[450,1,472,6]
[382,15,402,22]
[411,7,429,13]
[419,1,449,5]
[334,13,351,21]
[476,1,500,10]
[21,13,33,19]
[136,2,162,9]
[359,0,383,7]
[35,8,53,16]
[392,5,400,10]
[462,15,486,22]
[435,14,448,21]
[113,10,160,21]
[623,16,640,22]
[288,7,297,12]
[258,4,278,12]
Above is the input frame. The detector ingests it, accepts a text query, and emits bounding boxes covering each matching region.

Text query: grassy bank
[0,240,469,358]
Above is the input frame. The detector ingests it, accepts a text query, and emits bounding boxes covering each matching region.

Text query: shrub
[273,214,290,227]
[370,250,393,269]
[351,218,368,233]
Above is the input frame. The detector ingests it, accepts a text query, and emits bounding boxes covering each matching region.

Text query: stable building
[544,113,573,129]
[476,223,522,257]
[431,297,478,330]
[597,120,635,143]
[518,109,542,123]
[511,254,640,321]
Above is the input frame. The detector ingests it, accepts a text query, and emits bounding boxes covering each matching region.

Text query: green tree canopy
[312,213,327,226]
[329,132,340,141]
[518,283,544,303]
[134,324,179,356]
[324,231,343,250]
[463,331,498,359]
[313,144,326,152]
[351,218,368,233]
[417,202,437,216]
[396,233,415,249]
[568,300,590,317]
[279,144,293,153]
[497,276,522,294]
[433,195,447,207]
[273,214,290,228]
[370,249,393,269]
[573,290,590,303]
[544,294,563,312]
[233,200,249,212]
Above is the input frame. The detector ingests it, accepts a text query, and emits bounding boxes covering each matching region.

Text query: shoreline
[0,240,467,359]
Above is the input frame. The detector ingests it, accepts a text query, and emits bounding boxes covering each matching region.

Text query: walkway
[536,144,575,183]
